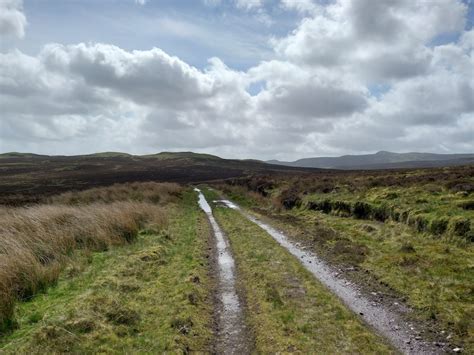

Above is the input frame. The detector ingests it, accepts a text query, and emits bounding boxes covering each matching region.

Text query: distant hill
[0,152,49,159]
[0,151,313,205]
[0,151,224,161]
[267,151,474,170]
[84,152,133,158]
[143,151,223,161]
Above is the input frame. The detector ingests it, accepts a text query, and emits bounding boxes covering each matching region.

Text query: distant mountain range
[1,150,473,171]
[267,151,474,170]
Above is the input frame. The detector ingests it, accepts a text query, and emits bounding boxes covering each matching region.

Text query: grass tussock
[1,190,214,353]
[0,182,179,334]
[50,182,181,205]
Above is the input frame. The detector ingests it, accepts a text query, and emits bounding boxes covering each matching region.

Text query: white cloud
[273,0,467,83]
[0,0,27,38]
[1,0,473,159]
[134,0,147,5]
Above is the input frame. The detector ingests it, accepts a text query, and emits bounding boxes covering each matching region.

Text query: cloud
[274,0,467,83]
[40,43,216,109]
[0,0,27,38]
[0,43,256,155]
[1,0,473,159]
[134,0,147,5]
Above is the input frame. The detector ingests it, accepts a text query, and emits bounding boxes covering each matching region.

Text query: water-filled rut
[194,189,250,354]
[218,199,441,355]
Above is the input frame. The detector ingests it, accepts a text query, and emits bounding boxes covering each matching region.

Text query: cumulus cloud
[274,0,467,82]
[1,0,473,159]
[0,0,27,38]
[40,43,216,108]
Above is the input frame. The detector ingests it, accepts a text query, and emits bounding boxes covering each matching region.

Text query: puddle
[195,189,250,354]
[218,199,441,355]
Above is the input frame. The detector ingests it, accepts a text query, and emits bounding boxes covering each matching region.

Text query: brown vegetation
[49,182,182,205]
[0,182,180,333]
[0,153,303,206]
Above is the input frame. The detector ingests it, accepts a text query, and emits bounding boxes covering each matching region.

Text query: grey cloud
[0,0,26,38]
[359,47,432,81]
[258,83,368,119]
[41,44,215,109]
[349,0,405,42]
[274,0,467,83]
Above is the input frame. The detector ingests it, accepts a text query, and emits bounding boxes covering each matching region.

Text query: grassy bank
[211,181,474,352]
[223,165,474,242]
[212,203,394,353]
[302,185,473,241]
[0,190,215,353]
[255,208,474,351]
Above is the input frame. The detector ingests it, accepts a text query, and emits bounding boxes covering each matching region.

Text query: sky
[0,0,473,160]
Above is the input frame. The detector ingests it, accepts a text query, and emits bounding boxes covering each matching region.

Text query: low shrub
[372,204,392,222]
[307,200,333,214]
[333,201,352,215]
[279,189,302,210]
[429,218,449,235]
[353,201,372,219]
[458,200,474,211]
[414,215,429,233]
[448,218,471,239]
[390,208,402,222]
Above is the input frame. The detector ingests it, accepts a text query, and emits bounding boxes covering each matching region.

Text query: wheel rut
[195,189,251,355]
[218,198,442,355]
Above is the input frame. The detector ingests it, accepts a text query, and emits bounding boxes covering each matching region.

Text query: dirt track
[195,189,251,354]
[217,198,442,355]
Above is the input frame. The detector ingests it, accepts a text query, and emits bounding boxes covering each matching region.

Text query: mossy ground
[302,184,474,240]
[225,192,474,353]
[0,190,214,353]
[211,202,394,353]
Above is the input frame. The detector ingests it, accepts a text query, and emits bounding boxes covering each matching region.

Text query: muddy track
[195,189,251,354]
[218,199,442,355]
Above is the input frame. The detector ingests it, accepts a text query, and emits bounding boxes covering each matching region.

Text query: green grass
[211,182,474,352]
[303,184,474,240]
[212,204,394,353]
[0,191,214,353]
[199,185,221,201]
[247,207,474,353]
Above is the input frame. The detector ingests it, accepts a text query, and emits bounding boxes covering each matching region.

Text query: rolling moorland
[268,151,474,170]
[0,152,473,353]
[0,151,312,206]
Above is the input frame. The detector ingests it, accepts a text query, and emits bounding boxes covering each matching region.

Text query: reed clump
[49,182,181,205]
[0,182,179,333]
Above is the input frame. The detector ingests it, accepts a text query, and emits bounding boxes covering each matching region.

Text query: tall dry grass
[0,182,180,333]
[49,182,181,205]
